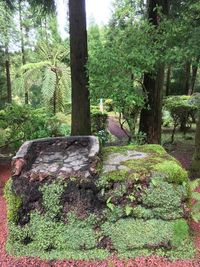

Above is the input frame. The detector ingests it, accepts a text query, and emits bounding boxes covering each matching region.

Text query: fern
[12,41,71,112]
[42,67,57,102]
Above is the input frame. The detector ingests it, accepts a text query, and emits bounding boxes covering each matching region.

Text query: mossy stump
[5,140,195,260]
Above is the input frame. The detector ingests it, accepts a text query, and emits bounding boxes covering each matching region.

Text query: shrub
[0,104,70,150]
[91,106,108,133]
[104,99,114,112]
[164,95,197,142]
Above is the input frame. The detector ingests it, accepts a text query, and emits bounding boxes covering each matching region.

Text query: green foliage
[164,95,198,142]
[172,219,189,247]
[91,106,108,133]
[7,211,108,260]
[14,41,71,113]
[90,106,109,145]
[156,240,195,260]
[0,104,70,149]
[102,219,174,251]
[190,179,200,222]
[104,99,114,112]
[162,109,173,127]
[40,180,65,220]
[154,160,188,184]
[142,179,186,220]
[132,206,154,220]
[97,170,128,188]
[4,178,22,223]
[106,196,115,211]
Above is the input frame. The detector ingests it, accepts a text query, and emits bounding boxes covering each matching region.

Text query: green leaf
[125,205,133,216]
[192,213,200,222]
[190,179,200,191]
[192,192,200,201]
[151,178,158,187]
[107,203,114,211]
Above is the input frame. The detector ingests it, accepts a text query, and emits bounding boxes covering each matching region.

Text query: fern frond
[42,67,56,102]
[58,63,71,102]
[21,61,51,72]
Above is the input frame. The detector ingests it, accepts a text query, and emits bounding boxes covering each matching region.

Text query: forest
[0,0,200,266]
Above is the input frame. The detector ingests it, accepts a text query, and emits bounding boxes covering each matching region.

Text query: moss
[4,178,22,223]
[140,144,166,155]
[103,144,166,157]
[123,157,162,171]
[154,160,188,184]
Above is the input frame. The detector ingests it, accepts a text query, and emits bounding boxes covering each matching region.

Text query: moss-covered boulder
[5,143,195,260]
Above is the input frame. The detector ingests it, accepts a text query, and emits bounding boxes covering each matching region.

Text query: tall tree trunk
[69,0,91,135]
[19,0,28,104]
[5,47,12,103]
[183,61,191,95]
[139,0,168,144]
[189,56,200,95]
[139,66,165,144]
[166,65,171,96]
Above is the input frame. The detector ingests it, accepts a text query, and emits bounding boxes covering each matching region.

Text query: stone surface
[12,136,100,180]
[102,150,147,173]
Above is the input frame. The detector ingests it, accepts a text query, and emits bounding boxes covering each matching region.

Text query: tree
[14,40,71,113]
[69,0,91,135]
[139,0,169,144]
[0,1,17,104]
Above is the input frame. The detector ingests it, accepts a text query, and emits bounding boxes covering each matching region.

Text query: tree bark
[5,46,12,103]
[183,61,191,95]
[166,65,171,96]
[19,0,28,104]
[139,0,168,144]
[189,56,200,95]
[139,66,165,144]
[69,0,91,135]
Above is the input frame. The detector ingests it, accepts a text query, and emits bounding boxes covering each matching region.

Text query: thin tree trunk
[189,56,200,95]
[166,65,171,96]
[69,0,91,136]
[19,0,28,104]
[183,61,191,95]
[139,0,168,144]
[5,47,12,103]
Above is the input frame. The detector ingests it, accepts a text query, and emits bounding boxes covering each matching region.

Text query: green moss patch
[4,178,22,223]
[154,160,188,184]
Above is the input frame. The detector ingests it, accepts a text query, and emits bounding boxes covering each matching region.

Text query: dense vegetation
[1,0,200,263]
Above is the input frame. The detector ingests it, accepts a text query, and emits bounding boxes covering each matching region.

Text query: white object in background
[100,98,104,113]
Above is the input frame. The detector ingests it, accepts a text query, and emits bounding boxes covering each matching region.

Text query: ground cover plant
[4,143,196,261]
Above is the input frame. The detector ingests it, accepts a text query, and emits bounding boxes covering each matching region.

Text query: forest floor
[0,118,200,266]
